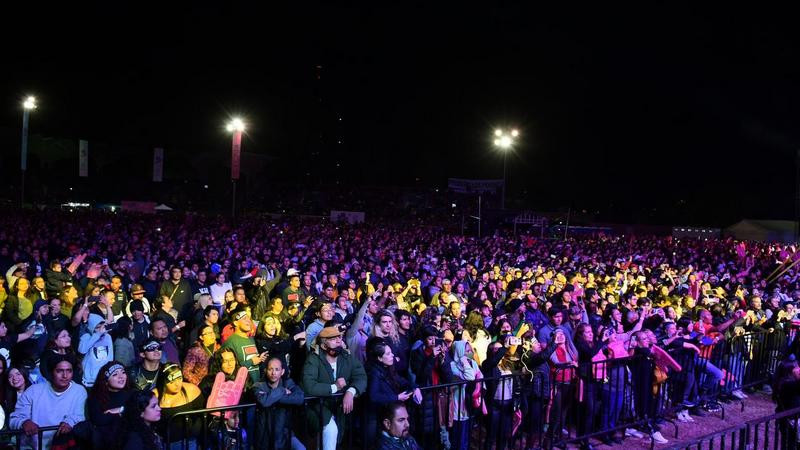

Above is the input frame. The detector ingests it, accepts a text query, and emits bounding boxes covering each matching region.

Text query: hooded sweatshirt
[449,340,481,421]
[78,314,114,386]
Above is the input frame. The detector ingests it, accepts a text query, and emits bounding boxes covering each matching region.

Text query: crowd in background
[0,209,799,449]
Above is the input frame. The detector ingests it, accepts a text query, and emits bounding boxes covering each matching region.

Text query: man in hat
[302,324,367,450]
[125,283,151,317]
[281,269,306,307]
[129,299,150,350]
[130,338,164,390]
[221,308,268,383]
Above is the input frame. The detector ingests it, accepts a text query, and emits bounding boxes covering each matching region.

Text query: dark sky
[2,4,799,225]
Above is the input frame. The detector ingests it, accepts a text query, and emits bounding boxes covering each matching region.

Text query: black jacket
[253,378,304,450]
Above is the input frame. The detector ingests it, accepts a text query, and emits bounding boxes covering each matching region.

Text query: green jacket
[301,349,367,440]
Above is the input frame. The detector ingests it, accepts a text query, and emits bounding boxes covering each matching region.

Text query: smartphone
[102,258,108,266]
[435,338,444,347]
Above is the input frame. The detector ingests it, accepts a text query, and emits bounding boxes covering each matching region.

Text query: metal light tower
[493,128,518,209]
[226,117,245,219]
[20,96,37,206]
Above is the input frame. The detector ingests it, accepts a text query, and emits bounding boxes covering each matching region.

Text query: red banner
[231,131,242,180]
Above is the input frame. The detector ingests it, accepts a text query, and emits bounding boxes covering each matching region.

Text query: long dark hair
[91,361,132,412]
[45,329,75,353]
[3,364,30,414]
[118,390,162,450]
[155,363,182,402]
[207,348,240,379]
[368,340,403,393]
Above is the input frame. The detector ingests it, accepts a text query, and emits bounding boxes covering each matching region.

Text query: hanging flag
[231,131,242,180]
[78,140,89,177]
[153,147,164,182]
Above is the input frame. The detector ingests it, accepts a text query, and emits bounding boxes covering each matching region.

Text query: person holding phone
[221,308,268,383]
[366,341,421,441]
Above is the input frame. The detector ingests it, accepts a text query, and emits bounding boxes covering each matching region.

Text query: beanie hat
[33,300,48,314]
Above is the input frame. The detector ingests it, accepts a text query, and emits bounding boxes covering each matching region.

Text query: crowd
[0,209,799,450]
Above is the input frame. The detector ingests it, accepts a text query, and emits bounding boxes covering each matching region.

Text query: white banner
[447,178,504,194]
[78,140,88,177]
[153,147,164,182]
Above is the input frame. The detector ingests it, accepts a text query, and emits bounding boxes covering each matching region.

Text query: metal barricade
[159,334,791,450]
[0,425,61,450]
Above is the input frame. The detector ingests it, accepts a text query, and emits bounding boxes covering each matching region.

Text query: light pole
[226,117,245,219]
[493,128,518,209]
[20,96,37,206]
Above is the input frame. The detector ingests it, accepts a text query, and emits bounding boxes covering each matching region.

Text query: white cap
[287,268,300,277]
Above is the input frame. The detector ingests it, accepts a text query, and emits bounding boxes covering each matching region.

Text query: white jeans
[322,416,338,450]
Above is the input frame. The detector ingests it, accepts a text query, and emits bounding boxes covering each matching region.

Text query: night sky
[1,4,799,226]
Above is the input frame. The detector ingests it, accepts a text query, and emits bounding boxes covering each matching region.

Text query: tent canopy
[724,219,797,243]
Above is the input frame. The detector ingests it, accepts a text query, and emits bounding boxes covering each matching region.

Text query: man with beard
[377,403,422,450]
[302,324,367,450]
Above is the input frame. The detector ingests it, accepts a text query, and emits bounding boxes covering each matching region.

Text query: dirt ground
[594,392,777,449]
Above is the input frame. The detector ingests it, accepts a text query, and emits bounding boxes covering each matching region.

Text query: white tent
[723,219,797,243]
[154,204,174,211]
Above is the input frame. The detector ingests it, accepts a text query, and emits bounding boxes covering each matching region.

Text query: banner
[331,210,365,224]
[153,147,164,182]
[231,131,242,180]
[447,178,504,194]
[78,140,88,177]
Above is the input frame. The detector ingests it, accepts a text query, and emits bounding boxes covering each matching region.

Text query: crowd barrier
[0,425,61,450]
[666,405,800,450]
[154,329,791,449]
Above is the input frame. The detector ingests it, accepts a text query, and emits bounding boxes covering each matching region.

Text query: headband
[162,363,183,382]
[104,363,125,380]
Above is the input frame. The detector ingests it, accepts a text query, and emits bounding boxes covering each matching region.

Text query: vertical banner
[153,147,164,182]
[231,131,242,180]
[78,140,89,177]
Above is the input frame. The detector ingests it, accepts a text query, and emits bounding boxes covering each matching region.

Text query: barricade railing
[0,425,61,450]
[160,330,792,450]
[666,405,800,450]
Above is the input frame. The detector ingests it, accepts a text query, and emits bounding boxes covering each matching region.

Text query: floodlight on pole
[23,96,37,110]
[227,117,246,220]
[226,117,245,132]
[492,128,519,209]
[20,96,37,207]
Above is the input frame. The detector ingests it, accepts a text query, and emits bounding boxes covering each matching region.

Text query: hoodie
[78,314,114,386]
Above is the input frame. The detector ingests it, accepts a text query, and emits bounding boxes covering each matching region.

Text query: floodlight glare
[23,96,37,110]
[227,118,245,132]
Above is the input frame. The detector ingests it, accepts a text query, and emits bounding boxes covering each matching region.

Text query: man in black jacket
[253,357,305,450]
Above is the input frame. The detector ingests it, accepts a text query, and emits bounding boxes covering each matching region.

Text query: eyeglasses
[143,345,163,352]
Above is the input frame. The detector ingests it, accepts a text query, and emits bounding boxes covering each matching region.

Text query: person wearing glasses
[130,338,165,391]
